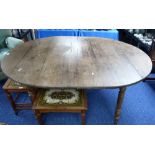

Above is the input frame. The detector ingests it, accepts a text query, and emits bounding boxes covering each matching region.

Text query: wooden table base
[114,87,126,125]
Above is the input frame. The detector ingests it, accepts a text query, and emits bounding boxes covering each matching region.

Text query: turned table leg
[114,87,127,125]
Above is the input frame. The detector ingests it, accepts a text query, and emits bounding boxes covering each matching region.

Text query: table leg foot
[114,87,126,125]
[81,110,86,125]
[35,110,43,125]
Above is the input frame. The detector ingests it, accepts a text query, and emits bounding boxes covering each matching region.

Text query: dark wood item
[145,39,155,80]
[114,87,126,124]
[118,29,152,54]
[1,36,152,124]
[1,36,152,89]
[3,79,37,113]
[33,89,87,125]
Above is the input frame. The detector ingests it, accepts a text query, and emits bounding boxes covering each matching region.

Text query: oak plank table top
[1,36,152,89]
[1,36,152,124]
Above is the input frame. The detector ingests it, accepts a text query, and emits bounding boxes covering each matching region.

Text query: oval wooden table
[1,36,152,124]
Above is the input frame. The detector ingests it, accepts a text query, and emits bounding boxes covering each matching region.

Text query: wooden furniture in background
[1,36,152,124]
[145,39,155,80]
[118,30,155,81]
[33,89,87,125]
[3,79,37,113]
[118,29,152,54]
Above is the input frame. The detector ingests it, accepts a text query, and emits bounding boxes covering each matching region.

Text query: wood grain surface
[1,36,152,88]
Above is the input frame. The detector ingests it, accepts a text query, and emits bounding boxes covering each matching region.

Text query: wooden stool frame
[33,89,87,125]
[3,79,36,113]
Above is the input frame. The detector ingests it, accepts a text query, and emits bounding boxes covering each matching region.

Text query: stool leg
[28,90,34,103]
[28,90,37,104]
[35,110,43,125]
[5,90,17,114]
[81,110,86,125]
[14,93,21,102]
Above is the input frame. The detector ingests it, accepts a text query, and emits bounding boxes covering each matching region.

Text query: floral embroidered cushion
[39,89,83,106]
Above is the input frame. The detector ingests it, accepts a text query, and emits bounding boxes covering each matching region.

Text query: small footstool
[33,89,87,125]
[3,79,37,113]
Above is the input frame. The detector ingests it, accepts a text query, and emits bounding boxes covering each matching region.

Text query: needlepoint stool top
[3,79,32,90]
[33,89,87,110]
